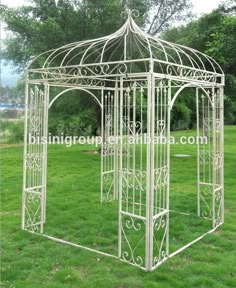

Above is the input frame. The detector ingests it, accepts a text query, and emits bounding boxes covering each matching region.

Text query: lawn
[1,126,236,288]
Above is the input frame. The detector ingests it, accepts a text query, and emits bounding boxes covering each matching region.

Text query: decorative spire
[120,9,140,20]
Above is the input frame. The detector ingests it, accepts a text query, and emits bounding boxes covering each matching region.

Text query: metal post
[196,88,200,217]
[114,80,119,200]
[100,88,104,203]
[145,64,154,271]
[220,86,224,223]
[41,83,49,229]
[22,73,29,230]
[118,77,123,258]
[166,79,171,257]
[212,88,216,228]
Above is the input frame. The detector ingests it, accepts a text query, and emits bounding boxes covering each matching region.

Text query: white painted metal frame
[22,9,224,271]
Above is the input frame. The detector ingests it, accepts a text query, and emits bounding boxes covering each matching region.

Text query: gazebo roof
[28,10,224,84]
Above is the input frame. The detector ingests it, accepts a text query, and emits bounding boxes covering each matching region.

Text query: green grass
[1,126,236,288]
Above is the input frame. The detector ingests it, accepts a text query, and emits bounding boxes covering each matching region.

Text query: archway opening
[43,87,118,256]
[169,86,214,254]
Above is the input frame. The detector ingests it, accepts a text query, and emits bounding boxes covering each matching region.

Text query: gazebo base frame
[23,208,223,271]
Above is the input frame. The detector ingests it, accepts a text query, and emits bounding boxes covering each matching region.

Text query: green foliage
[0,78,25,104]
[0,120,24,144]
[48,90,99,137]
[1,1,235,129]
[146,0,193,35]
[171,101,191,131]
[49,109,97,137]
[224,95,236,124]
[0,0,192,70]
[162,6,236,125]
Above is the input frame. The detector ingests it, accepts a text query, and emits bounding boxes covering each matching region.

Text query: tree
[0,0,193,71]
[0,0,194,135]
[146,0,193,35]
[218,0,236,15]
[162,4,236,124]
[0,80,24,104]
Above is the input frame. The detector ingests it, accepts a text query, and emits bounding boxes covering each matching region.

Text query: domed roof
[28,9,223,83]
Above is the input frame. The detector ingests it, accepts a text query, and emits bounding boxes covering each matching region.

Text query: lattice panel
[152,213,168,268]
[25,191,42,232]
[120,214,146,269]
[22,84,48,233]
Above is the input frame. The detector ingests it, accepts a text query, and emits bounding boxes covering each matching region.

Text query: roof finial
[120,9,140,20]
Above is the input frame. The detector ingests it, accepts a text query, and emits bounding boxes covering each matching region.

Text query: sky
[191,0,222,14]
[1,0,223,86]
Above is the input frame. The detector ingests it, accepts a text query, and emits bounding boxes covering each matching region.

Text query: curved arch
[48,87,102,110]
[170,83,214,110]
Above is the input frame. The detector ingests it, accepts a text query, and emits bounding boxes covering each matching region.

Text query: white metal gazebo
[22,10,224,271]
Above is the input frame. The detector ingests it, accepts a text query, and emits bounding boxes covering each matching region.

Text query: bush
[48,108,98,137]
[224,95,236,124]
[171,102,191,131]
[0,120,24,144]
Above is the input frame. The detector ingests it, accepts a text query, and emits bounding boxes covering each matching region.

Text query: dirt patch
[0,144,23,149]
[82,150,100,154]
[214,229,223,236]
[0,210,21,216]
[50,264,60,274]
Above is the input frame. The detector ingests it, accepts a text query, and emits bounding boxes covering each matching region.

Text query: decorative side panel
[198,90,214,220]
[101,90,117,202]
[120,214,146,269]
[118,79,149,268]
[212,88,224,227]
[152,79,170,268]
[152,212,168,268]
[22,83,48,233]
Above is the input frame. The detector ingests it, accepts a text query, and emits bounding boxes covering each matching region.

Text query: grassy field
[1,126,236,288]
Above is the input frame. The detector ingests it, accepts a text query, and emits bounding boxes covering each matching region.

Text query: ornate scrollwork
[157,120,166,134]
[166,64,217,83]
[122,251,143,266]
[200,150,212,165]
[200,185,213,219]
[121,121,142,135]
[102,172,114,202]
[153,214,168,266]
[215,119,221,132]
[154,166,168,191]
[215,189,222,202]
[213,187,223,226]
[26,153,43,171]
[214,153,222,169]
[126,217,142,231]
[102,144,115,156]
[122,169,146,192]
[30,116,41,133]
[166,65,175,76]
[121,215,145,267]
[40,62,128,82]
[68,77,105,87]
[105,114,112,127]
[25,192,42,232]
[120,9,140,19]
[26,192,41,205]
[154,217,166,231]
[102,193,114,203]
[203,117,212,131]
[153,251,166,265]
[118,63,128,74]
